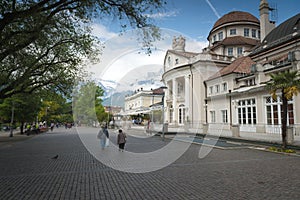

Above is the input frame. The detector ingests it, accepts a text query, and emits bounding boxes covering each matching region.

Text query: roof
[211,36,260,50]
[212,11,259,31]
[207,56,255,80]
[167,50,199,58]
[251,13,300,55]
[262,13,300,45]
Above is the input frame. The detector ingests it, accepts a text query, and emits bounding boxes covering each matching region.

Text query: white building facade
[124,88,164,115]
[162,0,300,142]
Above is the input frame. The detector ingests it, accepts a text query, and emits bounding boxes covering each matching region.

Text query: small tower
[259,0,276,41]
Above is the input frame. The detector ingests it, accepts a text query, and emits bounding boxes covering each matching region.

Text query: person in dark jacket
[117,129,126,152]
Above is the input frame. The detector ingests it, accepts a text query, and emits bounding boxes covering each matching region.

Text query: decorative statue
[172,35,185,51]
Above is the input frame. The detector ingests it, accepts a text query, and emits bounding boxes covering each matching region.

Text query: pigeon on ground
[51,155,58,159]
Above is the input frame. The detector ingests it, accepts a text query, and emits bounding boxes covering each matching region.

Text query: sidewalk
[0,130,35,148]
[131,125,300,149]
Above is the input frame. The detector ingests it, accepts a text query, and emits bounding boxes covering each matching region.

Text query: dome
[212,11,259,31]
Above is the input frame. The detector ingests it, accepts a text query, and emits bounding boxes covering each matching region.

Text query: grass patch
[268,146,296,153]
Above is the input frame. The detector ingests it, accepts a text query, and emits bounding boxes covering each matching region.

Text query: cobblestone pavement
[0,127,300,200]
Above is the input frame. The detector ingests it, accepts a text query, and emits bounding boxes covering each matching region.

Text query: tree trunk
[281,91,288,149]
[20,122,24,134]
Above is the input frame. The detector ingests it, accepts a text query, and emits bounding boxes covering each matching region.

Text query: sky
[88,0,300,93]
[152,0,299,41]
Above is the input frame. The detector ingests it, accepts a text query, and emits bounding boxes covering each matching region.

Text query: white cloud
[145,10,178,19]
[86,27,209,93]
[91,23,118,41]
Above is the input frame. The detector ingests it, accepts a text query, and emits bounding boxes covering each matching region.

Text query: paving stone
[0,127,299,199]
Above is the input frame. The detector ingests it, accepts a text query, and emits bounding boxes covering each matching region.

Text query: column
[185,75,190,118]
[172,78,177,125]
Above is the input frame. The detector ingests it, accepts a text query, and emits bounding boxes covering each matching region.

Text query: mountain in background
[99,66,163,107]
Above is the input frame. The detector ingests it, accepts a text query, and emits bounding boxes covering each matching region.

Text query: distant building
[124,87,165,115]
[104,106,122,115]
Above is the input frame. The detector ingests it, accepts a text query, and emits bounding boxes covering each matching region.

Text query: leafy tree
[266,70,300,149]
[73,81,107,126]
[38,91,74,125]
[0,93,42,134]
[0,0,166,100]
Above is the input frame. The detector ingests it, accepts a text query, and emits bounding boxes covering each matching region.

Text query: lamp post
[9,101,15,137]
[160,86,168,140]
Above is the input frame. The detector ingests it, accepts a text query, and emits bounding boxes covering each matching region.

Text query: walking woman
[117,129,126,152]
[97,123,109,149]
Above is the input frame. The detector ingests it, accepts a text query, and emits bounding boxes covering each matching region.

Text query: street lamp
[9,101,15,137]
[160,86,168,140]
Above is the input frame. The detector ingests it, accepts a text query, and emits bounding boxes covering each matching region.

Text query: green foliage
[268,147,296,153]
[266,71,300,100]
[39,92,73,124]
[0,93,41,123]
[73,81,107,125]
[0,0,166,100]
[266,70,300,148]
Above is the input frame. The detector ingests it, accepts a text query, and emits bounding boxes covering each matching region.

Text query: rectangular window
[252,29,256,38]
[253,106,257,124]
[246,78,256,86]
[177,82,183,94]
[179,108,182,124]
[244,28,249,37]
[237,99,257,125]
[266,105,272,124]
[288,104,294,124]
[238,108,242,124]
[218,32,223,40]
[237,47,243,55]
[258,30,261,39]
[215,85,220,93]
[210,111,216,123]
[222,82,227,92]
[221,110,228,123]
[169,108,173,123]
[242,107,246,124]
[209,86,213,94]
[228,47,233,56]
[230,29,236,35]
[265,96,294,125]
[213,35,216,42]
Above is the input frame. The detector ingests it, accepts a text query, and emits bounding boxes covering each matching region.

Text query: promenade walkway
[133,124,300,148]
[0,127,300,199]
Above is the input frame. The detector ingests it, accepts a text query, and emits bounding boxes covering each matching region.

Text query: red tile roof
[212,11,259,30]
[211,36,260,50]
[207,56,255,80]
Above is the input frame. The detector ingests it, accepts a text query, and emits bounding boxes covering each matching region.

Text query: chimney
[259,0,275,41]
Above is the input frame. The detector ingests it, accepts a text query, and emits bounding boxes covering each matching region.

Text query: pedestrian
[97,123,109,149]
[50,123,54,131]
[117,129,126,152]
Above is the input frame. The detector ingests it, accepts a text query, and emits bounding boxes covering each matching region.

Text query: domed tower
[207,11,260,58]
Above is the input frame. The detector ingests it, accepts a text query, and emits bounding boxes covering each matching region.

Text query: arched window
[178,104,186,125]
[169,105,173,123]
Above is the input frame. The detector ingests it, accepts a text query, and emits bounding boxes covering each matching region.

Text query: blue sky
[153,0,299,42]
[95,0,299,43]
[89,0,299,93]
